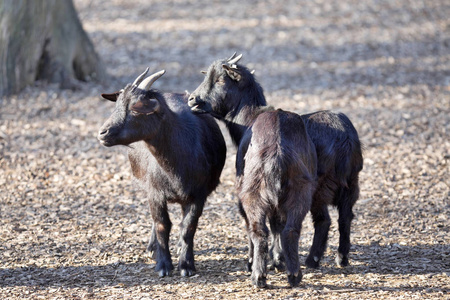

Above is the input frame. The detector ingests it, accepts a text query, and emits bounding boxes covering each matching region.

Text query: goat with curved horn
[138,70,166,91]
[98,67,226,279]
[132,67,150,87]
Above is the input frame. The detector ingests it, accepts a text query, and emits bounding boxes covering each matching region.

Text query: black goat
[188,54,363,275]
[190,54,318,287]
[98,69,226,277]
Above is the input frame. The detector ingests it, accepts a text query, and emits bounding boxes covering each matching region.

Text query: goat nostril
[99,129,109,136]
[188,96,197,107]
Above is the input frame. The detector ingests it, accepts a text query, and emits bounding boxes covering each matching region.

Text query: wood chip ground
[1,0,448,299]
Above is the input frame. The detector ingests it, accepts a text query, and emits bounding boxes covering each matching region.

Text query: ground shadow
[1,243,448,288]
[0,258,245,288]
[305,242,450,276]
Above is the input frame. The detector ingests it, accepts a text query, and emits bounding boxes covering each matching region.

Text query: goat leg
[337,203,354,267]
[238,201,254,272]
[268,215,285,272]
[336,183,359,267]
[245,223,254,273]
[150,202,173,277]
[306,204,331,268]
[147,223,157,258]
[282,223,302,287]
[247,216,269,288]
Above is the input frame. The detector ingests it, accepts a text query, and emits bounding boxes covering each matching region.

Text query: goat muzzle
[187,95,208,114]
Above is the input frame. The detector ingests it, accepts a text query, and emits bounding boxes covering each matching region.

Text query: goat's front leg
[149,200,173,277]
[178,200,205,277]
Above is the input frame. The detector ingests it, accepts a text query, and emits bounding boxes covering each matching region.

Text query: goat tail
[335,138,354,189]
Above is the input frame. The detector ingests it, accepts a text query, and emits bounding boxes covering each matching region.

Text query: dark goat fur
[98,71,226,278]
[189,59,318,287]
[188,55,363,283]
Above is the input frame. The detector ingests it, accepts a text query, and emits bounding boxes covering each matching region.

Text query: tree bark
[0,0,105,96]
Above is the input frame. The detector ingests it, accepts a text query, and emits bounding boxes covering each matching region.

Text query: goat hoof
[180,268,195,277]
[287,273,302,287]
[179,259,196,277]
[158,269,172,277]
[156,261,174,277]
[251,275,267,288]
[305,255,320,269]
[336,253,349,267]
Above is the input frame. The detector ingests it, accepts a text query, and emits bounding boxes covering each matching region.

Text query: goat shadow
[0,243,448,289]
[308,242,449,276]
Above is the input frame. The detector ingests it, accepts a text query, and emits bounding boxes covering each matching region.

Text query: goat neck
[223,82,272,147]
[138,95,184,170]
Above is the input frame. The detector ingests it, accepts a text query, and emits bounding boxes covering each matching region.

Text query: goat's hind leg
[281,216,303,287]
[245,227,255,273]
[336,182,359,267]
[176,207,189,255]
[281,190,312,287]
[268,214,285,272]
[243,199,269,288]
[147,199,158,257]
[178,200,205,276]
[239,201,254,272]
[306,202,331,268]
[248,220,269,288]
[147,223,157,257]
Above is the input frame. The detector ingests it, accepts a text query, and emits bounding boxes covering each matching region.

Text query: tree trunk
[0,0,105,96]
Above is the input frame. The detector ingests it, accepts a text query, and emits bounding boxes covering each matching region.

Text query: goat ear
[222,64,242,82]
[131,98,160,115]
[101,91,121,102]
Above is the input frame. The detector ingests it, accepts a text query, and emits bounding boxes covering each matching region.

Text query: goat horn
[227,53,243,65]
[227,52,237,61]
[132,67,150,86]
[138,70,166,91]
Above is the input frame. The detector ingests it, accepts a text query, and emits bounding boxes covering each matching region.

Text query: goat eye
[130,110,142,116]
